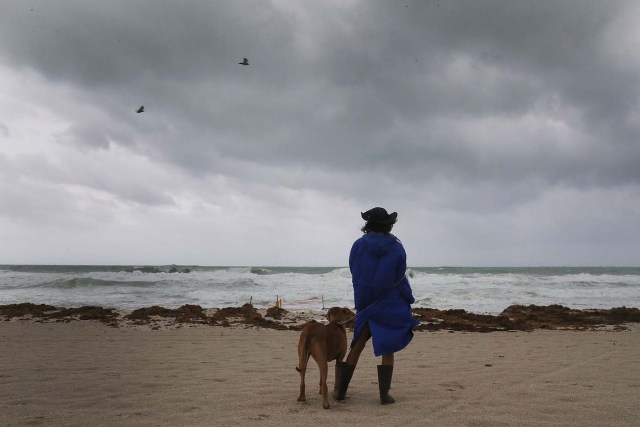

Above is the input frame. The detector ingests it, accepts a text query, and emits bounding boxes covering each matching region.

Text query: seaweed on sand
[0,303,119,326]
[212,303,288,330]
[412,305,640,332]
[125,304,209,325]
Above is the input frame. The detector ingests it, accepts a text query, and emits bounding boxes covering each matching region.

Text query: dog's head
[326,307,353,323]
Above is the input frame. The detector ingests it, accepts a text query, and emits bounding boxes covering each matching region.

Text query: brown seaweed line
[1,302,638,332]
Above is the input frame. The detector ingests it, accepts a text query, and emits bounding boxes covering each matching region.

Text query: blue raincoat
[349,233,419,356]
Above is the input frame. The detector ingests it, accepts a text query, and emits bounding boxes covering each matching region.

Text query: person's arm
[395,243,415,304]
[398,278,415,305]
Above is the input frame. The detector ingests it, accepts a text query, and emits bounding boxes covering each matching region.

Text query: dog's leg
[319,360,330,409]
[297,336,310,402]
[297,353,309,402]
[310,349,330,409]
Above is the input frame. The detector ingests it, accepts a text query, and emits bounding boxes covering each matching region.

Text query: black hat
[361,207,397,224]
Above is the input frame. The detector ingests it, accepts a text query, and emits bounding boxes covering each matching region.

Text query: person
[334,207,419,405]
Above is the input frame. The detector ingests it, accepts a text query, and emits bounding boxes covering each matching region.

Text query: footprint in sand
[248,414,270,421]
[439,382,465,391]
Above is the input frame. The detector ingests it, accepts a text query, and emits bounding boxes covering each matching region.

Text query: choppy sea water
[1,265,639,315]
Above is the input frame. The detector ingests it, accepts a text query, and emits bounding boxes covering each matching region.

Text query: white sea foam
[0,266,638,314]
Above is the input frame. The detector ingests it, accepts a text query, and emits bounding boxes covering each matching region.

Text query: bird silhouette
[136,106,144,113]
[238,58,249,66]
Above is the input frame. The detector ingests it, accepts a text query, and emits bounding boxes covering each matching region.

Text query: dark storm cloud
[2,1,640,266]
[1,0,639,207]
[310,1,640,185]
[0,2,294,86]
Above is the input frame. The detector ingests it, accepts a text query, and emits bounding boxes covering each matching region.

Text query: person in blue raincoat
[334,207,419,405]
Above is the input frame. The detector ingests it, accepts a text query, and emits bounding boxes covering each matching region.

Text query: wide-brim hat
[361,207,397,224]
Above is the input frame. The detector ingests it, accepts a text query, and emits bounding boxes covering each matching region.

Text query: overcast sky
[1,0,639,266]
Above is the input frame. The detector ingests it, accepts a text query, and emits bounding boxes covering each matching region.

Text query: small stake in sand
[322,295,325,310]
[275,295,281,309]
[249,296,252,305]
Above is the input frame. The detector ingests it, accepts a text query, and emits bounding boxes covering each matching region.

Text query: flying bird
[136,106,144,113]
[238,58,249,66]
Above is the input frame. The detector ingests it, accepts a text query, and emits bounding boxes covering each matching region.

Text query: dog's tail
[296,349,310,373]
[295,336,311,373]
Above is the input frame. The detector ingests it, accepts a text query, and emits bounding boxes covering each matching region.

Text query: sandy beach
[1,318,639,427]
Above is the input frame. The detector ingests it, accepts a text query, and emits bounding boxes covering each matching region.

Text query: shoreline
[2,302,639,332]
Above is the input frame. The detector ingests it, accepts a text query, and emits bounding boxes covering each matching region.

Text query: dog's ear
[325,307,335,322]
[327,307,343,322]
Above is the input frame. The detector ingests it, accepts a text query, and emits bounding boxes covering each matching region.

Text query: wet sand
[1,319,639,426]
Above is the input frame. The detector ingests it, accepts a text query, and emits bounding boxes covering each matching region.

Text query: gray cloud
[1,0,639,265]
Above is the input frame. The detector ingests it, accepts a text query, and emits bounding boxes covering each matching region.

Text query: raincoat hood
[360,233,399,258]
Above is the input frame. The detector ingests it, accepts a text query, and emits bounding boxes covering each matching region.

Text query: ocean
[1,265,639,315]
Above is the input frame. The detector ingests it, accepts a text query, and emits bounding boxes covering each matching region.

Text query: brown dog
[296,307,352,409]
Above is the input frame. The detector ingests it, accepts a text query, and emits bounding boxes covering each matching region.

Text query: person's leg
[381,353,394,366]
[334,323,371,401]
[345,322,371,366]
[378,352,395,404]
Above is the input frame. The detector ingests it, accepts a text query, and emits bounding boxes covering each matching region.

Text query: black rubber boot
[377,365,395,405]
[333,361,356,401]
